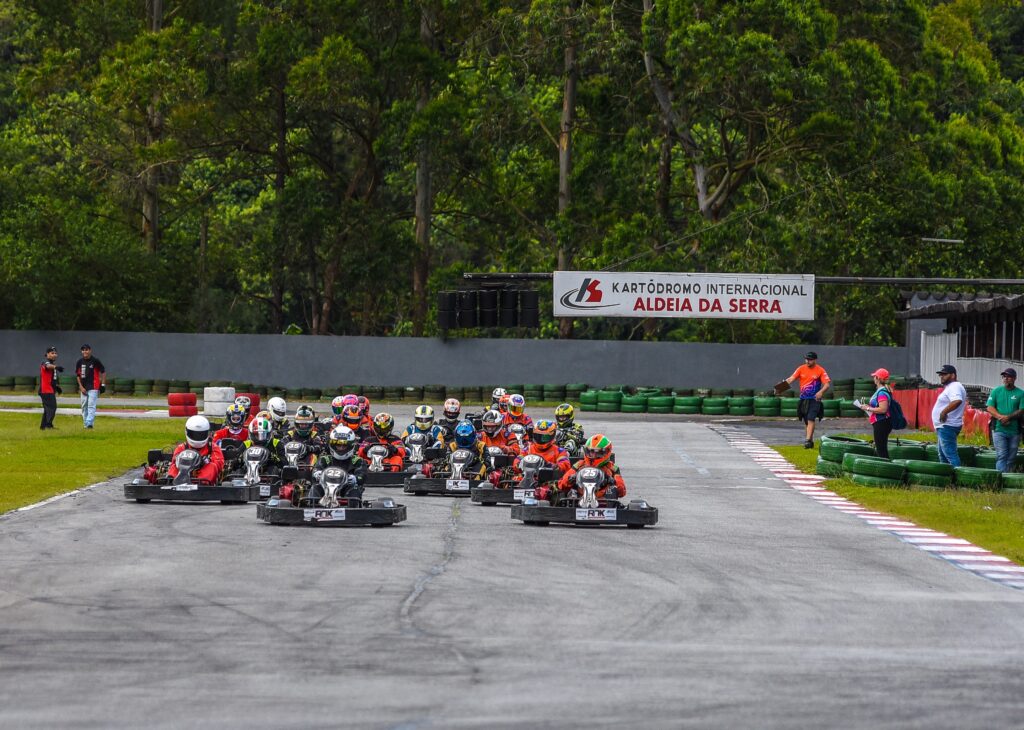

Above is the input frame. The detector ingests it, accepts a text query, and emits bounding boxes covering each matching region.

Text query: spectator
[986,368,1023,473]
[75,344,106,430]
[783,351,831,448]
[932,364,967,467]
[38,346,62,430]
[859,368,892,459]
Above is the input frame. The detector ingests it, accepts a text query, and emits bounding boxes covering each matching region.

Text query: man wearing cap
[986,368,1023,472]
[784,351,831,448]
[932,365,967,467]
[75,344,106,430]
[38,346,63,430]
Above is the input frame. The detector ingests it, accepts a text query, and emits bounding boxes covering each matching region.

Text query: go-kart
[223,443,282,499]
[361,437,441,487]
[404,448,485,497]
[511,466,657,528]
[257,465,406,527]
[471,451,554,506]
[124,447,259,504]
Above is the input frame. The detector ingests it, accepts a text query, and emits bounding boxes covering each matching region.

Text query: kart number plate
[576,508,617,521]
[163,484,199,492]
[513,488,534,501]
[446,479,470,491]
[304,508,346,522]
[259,485,271,497]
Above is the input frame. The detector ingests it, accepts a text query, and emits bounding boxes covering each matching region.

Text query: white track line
[711,426,1024,592]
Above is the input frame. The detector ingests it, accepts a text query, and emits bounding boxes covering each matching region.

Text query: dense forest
[1,1,1022,344]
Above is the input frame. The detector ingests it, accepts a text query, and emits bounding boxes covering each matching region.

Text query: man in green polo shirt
[986,368,1023,472]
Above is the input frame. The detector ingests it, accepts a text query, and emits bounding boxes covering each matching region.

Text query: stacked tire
[843,453,906,487]
[620,393,647,413]
[580,390,599,412]
[13,375,36,393]
[1002,473,1024,494]
[543,384,566,402]
[780,397,800,418]
[753,396,780,417]
[953,466,1002,491]
[674,395,702,414]
[565,383,587,402]
[0,376,14,392]
[727,396,754,416]
[167,392,198,418]
[816,435,874,477]
[899,459,954,490]
[701,396,728,415]
[647,394,674,414]
[152,379,170,397]
[597,389,622,412]
[203,386,236,418]
[133,379,153,396]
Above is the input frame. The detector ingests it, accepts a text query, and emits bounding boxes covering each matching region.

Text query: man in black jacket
[38,346,63,430]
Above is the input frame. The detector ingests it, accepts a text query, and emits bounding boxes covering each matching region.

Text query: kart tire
[675,396,702,407]
[702,397,728,409]
[888,445,927,461]
[840,452,890,472]
[754,407,780,417]
[648,405,672,414]
[973,450,999,470]
[1001,473,1024,490]
[903,460,954,477]
[728,407,754,416]
[648,396,674,409]
[954,466,1001,490]
[850,473,905,488]
[819,441,874,463]
[701,406,728,415]
[816,457,844,477]
[673,405,700,414]
[907,473,953,488]
[849,458,906,481]
[620,404,646,413]
[596,403,620,412]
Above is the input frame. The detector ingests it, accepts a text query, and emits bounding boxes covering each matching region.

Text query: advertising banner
[553,271,815,320]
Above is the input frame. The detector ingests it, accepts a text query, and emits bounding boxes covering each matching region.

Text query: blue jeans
[936,425,962,467]
[992,431,1021,473]
[81,389,99,427]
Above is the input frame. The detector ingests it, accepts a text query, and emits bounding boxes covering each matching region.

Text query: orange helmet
[341,404,362,430]
[532,419,557,450]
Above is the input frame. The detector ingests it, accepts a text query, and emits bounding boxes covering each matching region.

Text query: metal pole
[463,272,1024,287]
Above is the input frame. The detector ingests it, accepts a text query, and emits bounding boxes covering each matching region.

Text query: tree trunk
[657,124,672,223]
[142,0,163,253]
[271,83,289,334]
[316,257,339,335]
[412,6,435,337]
[557,1,579,340]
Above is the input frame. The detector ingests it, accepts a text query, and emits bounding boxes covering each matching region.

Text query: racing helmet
[498,394,511,413]
[491,387,507,406]
[341,404,362,430]
[293,405,316,436]
[583,434,612,467]
[357,395,370,416]
[453,421,477,449]
[373,412,395,439]
[185,415,211,448]
[234,395,252,413]
[331,395,347,417]
[224,403,247,430]
[481,409,503,436]
[249,416,273,445]
[342,394,359,410]
[328,425,358,461]
[533,419,557,447]
[554,403,575,427]
[267,396,288,423]
[508,393,525,417]
[414,405,434,432]
[443,398,461,420]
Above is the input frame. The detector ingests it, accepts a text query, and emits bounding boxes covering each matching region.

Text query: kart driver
[549,433,626,502]
[339,404,373,442]
[447,421,487,479]
[502,393,534,435]
[401,405,444,448]
[490,387,508,411]
[357,412,407,471]
[436,398,463,443]
[243,414,283,467]
[327,395,348,428]
[512,419,571,476]
[165,415,225,484]
[312,426,367,485]
[267,396,290,436]
[479,409,514,453]
[234,395,254,426]
[213,404,249,446]
[554,403,585,454]
[278,405,325,457]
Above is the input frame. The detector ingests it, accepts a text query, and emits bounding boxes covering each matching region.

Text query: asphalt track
[2,411,1024,728]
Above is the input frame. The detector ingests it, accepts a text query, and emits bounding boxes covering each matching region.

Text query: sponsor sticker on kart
[304,508,346,523]
[575,508,617,521]
[446,479,470,491]
[163,484,199,491]
[259,485,271,497]
[513,488,534,501]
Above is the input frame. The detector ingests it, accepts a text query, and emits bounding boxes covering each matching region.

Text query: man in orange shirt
[784,351,831,448]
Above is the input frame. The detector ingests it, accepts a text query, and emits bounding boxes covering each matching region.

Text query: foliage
[1,0,1023,344]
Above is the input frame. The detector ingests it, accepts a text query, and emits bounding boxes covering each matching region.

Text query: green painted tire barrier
[728,406,754,416]
[673,405,700,414]
[621,395,648,408]
[819,440,874,463]
[580,403,597,412]
[954,466,1001,490]
[620,404,646,413]
[1001,472,1024,490]
[702,397,728,409]
[675,396,702,407]
[597,390,623,404]
[648,396,674,409]
[887,445,927,461]
[902,460,954,477]
[907,473,953,489]
[816,457,844,477]
[701,406,728,415]
[753,396,779,408]
[727,396,754,408]
[596,403,620,412]
[580,391,599,405]
[848,457,906,481]
[973,450,998,470]
[850,473,905,488]
[840,452,888,472]
[753,407,780,417]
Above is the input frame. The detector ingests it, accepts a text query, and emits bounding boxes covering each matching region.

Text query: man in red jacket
[38,346,63,430]
[167,415,225,484]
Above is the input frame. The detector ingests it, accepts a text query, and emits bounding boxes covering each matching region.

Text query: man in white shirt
[931,364,967,466]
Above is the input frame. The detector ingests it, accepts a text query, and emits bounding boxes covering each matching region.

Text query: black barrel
[458,289,478,328]
[520,307,539,328]
[499,288,518,327]
[437,291,456,329]
[478,289,498,327]
[519,289,539,328]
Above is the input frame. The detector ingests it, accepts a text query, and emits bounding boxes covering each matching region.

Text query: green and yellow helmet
[554,403,575,427]
[583,434,612,467]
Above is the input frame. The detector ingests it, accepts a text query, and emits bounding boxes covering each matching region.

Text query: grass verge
[775,439,1024,565]
[0,412,182,514]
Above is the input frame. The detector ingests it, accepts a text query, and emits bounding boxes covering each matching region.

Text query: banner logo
[558,277,615,310]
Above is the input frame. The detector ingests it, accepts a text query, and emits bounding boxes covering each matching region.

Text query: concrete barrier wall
[0,330,915,389]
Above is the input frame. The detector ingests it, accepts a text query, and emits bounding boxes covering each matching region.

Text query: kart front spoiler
[124,480,260,503]
[470,485,540,505]
[256,501,407,526]
[363,471,411,487]
[510,503,659,527]
[403,476,482,497]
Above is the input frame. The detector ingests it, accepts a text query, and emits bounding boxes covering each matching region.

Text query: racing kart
[510,466,658,528]
[404,447,486,497]
[471,451,553,506]
[222,442,282,500]
[124,447,260,504]
[257,465,406,527]
[361,434,444,487]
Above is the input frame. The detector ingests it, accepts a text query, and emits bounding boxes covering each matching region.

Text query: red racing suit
[557,457,626,499]
[358,435,406,472]
[480,430,515,454]
[502,412,534,435]
[167,442,224,484]
[513,442,572,476]
[213,426,248,446]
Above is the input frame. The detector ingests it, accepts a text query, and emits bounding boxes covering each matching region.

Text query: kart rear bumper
[510,503,658,526]
[256,502,407,526]
[124,481,258,502]
[403,476,482,497]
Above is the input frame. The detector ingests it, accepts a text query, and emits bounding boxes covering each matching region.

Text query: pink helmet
[341,394,359,410]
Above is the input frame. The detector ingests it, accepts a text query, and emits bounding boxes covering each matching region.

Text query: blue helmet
[454,421,477,449]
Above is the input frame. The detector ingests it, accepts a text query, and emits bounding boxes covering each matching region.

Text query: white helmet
[443,398,461,420]
[267,396,287,423]
[234,395,251,411]
[491,387,507,405]
[185,415,211,448]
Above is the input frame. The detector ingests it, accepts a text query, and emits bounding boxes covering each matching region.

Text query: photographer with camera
[38,346,63,430]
